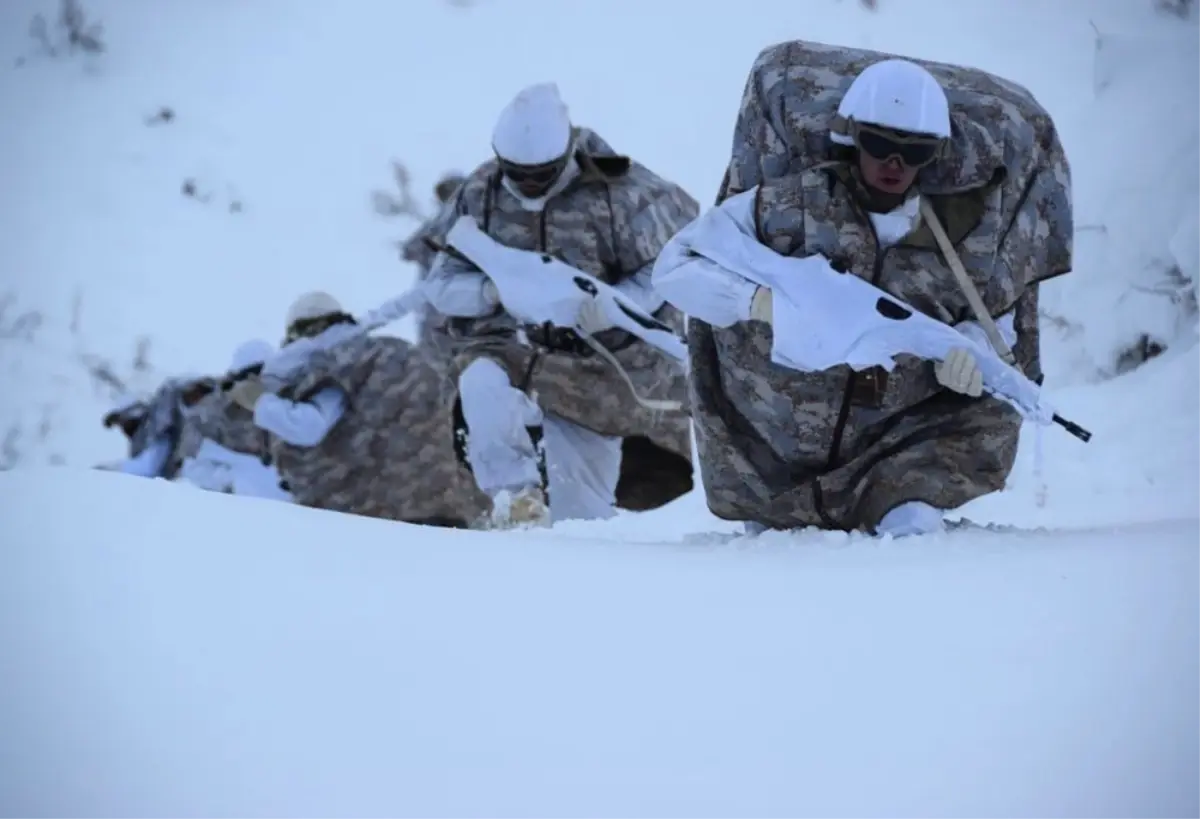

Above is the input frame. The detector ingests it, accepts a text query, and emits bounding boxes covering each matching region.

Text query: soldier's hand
[481,279,500,308]
[749,286,773,324]
[935,347,984,398]
[229,376,267,411]
[575,294,613,335]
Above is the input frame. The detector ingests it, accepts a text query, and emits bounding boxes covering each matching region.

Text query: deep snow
[0,0,1197,470]
[1,468,1197,817]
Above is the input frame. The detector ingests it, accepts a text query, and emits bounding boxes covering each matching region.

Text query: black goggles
[283,312,355,345]
[497,154,569,188]
[851,121,944,168]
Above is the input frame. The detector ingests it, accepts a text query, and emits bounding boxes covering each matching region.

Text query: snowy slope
[1,468,1197,817]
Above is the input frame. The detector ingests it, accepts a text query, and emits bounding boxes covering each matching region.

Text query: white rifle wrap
[441,214,687,364]
[674,204,1091,442]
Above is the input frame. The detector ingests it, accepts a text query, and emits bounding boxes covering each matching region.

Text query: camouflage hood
[912,112,1004,196]
[566,128,634,184]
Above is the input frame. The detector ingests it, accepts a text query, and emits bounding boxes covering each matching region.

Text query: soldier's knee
[459,357,512,403]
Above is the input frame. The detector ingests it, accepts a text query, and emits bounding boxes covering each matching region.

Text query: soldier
[422,82,697,527]
[100,372,217,479]
[653,47,1072,537]
[228,291,491,527]
[401,172,467,349]
[174,338,290,499]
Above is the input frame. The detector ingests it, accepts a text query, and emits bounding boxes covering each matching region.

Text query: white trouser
[876,501,944,537]
[180,440,293,502]
[459,357,621,522]
[232,463,294,502]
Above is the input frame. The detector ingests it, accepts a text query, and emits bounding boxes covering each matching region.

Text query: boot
[488,485,550,529]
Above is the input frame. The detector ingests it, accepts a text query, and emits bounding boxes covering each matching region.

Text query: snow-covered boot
[488,485,550,529]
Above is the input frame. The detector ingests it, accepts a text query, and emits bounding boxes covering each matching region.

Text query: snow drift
[1,467,1197,817]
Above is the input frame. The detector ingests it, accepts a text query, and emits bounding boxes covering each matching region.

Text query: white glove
[576,294,613,335]
[749,286,773,324]
[481,279,500,308]
[935,347,984,397]
[228,376,267,411]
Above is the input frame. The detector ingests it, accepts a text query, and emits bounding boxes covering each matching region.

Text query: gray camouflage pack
[269,333,491,527]
[689,40,1073,532]
[427,128,700,510]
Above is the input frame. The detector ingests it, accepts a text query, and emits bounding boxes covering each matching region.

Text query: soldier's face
[851,122,941,196]
[859,152,920,195]
[498,153,569,200]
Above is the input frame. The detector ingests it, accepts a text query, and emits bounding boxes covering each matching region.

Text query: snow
[1,0,1198,814]
[2,467,1198,817]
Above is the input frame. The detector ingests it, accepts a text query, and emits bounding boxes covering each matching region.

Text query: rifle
[258,288,429,390]
[219,362,264,391]
[676,205,1092,443]
[442,215,687,364]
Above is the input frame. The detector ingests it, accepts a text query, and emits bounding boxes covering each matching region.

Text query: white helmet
[491,82,573,165]
[228,338,274,372]
[285,291,342,328]
[832,59,951,143]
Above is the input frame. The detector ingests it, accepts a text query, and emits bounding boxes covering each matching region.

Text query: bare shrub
[371,161,428,222]
[0,293,43,342]
[29,0,105,57]
[69,290,156,400]
[1156,0,1194,18]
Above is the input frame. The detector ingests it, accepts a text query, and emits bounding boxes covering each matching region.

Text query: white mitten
[576,294,613,335]
[229,376,267,411]
[935,347,984,397]
[749,286,773,324]
[481,279,500,308]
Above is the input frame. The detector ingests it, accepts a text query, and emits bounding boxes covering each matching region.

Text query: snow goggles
[496,154,569,189]
[283,312,355,345]
[850,121,944,168]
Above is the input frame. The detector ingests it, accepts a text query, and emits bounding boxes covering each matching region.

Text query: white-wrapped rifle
[258,288,429,391]
[677,203,1092,443]
[441,214,688,364]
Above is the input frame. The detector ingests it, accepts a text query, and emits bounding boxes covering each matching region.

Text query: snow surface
[1,0,1199,814]
[2,467,1198,817]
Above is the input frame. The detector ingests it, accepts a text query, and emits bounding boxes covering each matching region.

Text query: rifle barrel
[1052,414,1092,443]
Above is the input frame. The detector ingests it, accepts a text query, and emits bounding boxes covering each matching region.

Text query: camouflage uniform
[269,333,491,527]
[176,388,271,466]
[688,40,1072,532]
[428,129,699,510]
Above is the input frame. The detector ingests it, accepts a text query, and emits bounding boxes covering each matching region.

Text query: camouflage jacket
[269,333,490,527]
[424,128,698,498]
[688,41,1073,532]
[426,128,700,341]
[176,388,270,464]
